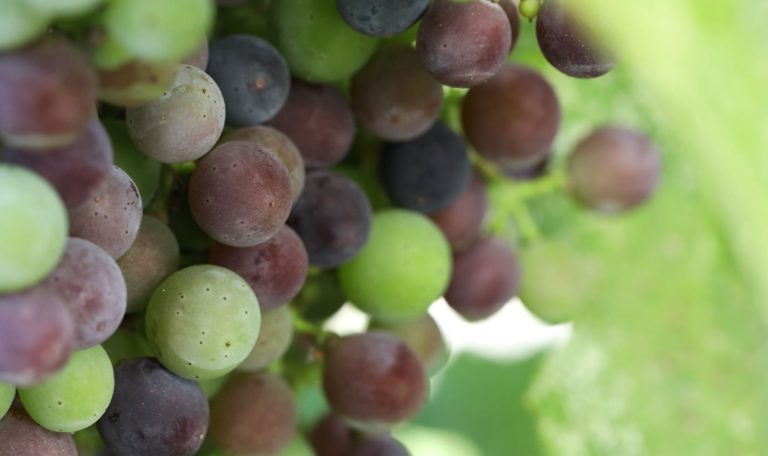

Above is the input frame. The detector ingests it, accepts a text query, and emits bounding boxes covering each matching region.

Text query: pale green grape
[339,210,452,322]
[0,382,14,420]
[102,329,154,366]
[105,0,214,62]
[24,0,103,17]
[145,265,261,380]
[0,1,50,51]
[0,165,68,293]
[18,345,114,433]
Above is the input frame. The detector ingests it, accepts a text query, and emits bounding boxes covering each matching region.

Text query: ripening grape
[349,434,411,456]
[351,45,444,142]
[0,287,75,386]
[270,79,356,168]
[209,225,308,310]
[462,63,560,172]
[210,372,297,455]
[309,413,352,456]
[372,313,448,375]
[323,332,427,427]
[182,39,210,70]
[144,265,262,380]
[0,1,50,52]
[428,173,488,252]
[340,210,451,322]
[336,0,430,37]
[103,119,162,204]
[188,140,293,247]
[0,383,13,419]
[4,118,113,209]
[379,122,471,213]
[536,0,615,78]
[292,269,347,322]
[118,216,180,313]
[0,164,68,293]
[416,0,511,87]
[97,358,209,456]
[18,345,114,433]
[567,126,661,213]
[207,35,291,126]
[97,59,179,107]
[237,306,294,372]
[498,0,521,53]
[126,65,226,164]
[0,408,77,456]
[68,166,142,259]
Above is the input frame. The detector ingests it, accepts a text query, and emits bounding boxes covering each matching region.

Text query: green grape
[0,1,49,51]
[103,119,162,203]
[0,164,68,293]
[270,0,379,82]
[278,436,313,456]
[519,0,541,20]
[102,329,154,366]
[24,0,103,17]
[145,265,262,380]
[104,0,214,62]
[0,382,14,420]
[339,210,451,322]
[90,35,133,70]
[18,345,114,433]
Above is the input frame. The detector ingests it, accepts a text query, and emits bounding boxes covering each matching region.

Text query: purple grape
[309,413,352,456]
[0,408,77,456]
[498,0,521,53]
[336,0,430,37]
[428,173,487,252]
[350,434,411,456]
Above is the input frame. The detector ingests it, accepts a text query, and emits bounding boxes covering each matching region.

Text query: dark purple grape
[351,45,443,141]
[3,119,113,209]
[536,0,615,78]
[0,36,97,149]
[269,80,355,168]
[498,0,521,53]
[309,413,352,456]
[97,358,209,456]
[416,0,511,87]
[207,35,291,126]
[350,434,411,456]
[0,288,75,386]
[323,332,427,428]
[210,372,297,456]
[0,408,77,456]
[427,173,487,251]
[462,63,560,172]
[292,269,347,322]
[68,166,143,259]
[336,0,430,37]
[288,170,373,268]
[444,236,520,321]
[42,238,127,349]
[209,225,308,310]
[567,126,661,213]
[379,122,470,214]
[182,39,209,70]
[188,140,293,247]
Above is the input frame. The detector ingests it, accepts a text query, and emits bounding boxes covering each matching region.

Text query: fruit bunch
[0,0,662,455]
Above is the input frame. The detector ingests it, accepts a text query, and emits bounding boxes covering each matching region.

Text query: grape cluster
[0,1,661,455]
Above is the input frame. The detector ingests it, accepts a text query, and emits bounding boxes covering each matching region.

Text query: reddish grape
[309,413,352,456]
[427,173,487,252]
[498,0,521,53]
[350,434,411,456]
[373,313,448,374]
[0,408,77,456]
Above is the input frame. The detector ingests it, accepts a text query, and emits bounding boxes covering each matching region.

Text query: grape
[0,408,77,456]
[118,216,180,313]
[498,0,521,52]
[188,140,293,247]
[97,59,178,108]
[144,265,262,380]
[97,358,209,456]
[340,210,451,322]
[209,225,308,310]
[68,166,142,259]
[350,434,410,456]
[4,118,113,209]
[461,63,560,172]
[24,0,103,16]
[102,329,154,366]
[182,39,209,70]
[0,383,13,419]
[427,173,487,252]
[0,287,75,386]
[41,238,127,349]
[444,236,520,321]
[379,122,471,213]
[323,332,427,427]
[350,45,443,142]
[0,1,50,52]
[416,0,511,88]
[288,170,373,268]
[292,270,347,322]
[372,313,447,375]
[536,0,615,78]
[269,79,355,168]
[270,0,378,83]
[207,35,291,126]
[0,164,68,293]
[222,125,306,202]
[309,413,351,456]
[336,0,430,37]
[18,345,114,433]
[103,119,162,205]
[0,36,96,149]
[167,170,212,253]
[210,372,297,455]
[237,306,294,372]
[126,65,225,164]
[567,126,662,213]
[519,0,541,20]
[278,436,315,456]
[502,156,549,180]
[104,0,213,62]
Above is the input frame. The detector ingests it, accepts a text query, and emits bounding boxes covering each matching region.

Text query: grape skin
[336,0,430,37]
[350,434,411,456]
[182,39,209,70]
[237,306,294,372]
[0,408,77,456]
[372,313,448,375]
[291,269,347,322]
[428,173,488,252]
[309,413,352,456]
[498,0,521,53]
[97,59,179,108]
